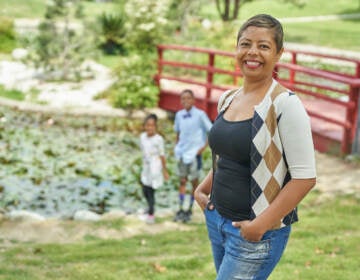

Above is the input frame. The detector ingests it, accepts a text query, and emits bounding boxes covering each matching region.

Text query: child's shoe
[146,214,155,224]
[173,209,185,222]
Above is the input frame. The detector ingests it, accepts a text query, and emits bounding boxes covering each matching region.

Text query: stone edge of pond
[0,96,169,120]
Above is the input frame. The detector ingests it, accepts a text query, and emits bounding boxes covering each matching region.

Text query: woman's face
[236,26,283,82]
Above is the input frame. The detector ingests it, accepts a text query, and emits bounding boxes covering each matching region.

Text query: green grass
[2,0,359,20]
[0,193,358,279]
[0,0,119,19]
[0,0,45,18]
[96,53,123,69]
[0,85,24,100]
[200,0,360,20]
[164,2,360,53]
[284,19,360,51]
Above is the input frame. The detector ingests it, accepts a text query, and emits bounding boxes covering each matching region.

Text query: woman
[194,14,316,279]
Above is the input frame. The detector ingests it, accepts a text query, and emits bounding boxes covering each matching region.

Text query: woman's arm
[194,169,213,210]
[233,177,316,241]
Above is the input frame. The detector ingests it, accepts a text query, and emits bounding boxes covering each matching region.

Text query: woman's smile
[244,60,262,69]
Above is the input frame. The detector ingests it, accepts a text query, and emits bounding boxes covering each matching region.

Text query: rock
[6,210,46,222]
[12,48,28,61]
[73,210,101,222]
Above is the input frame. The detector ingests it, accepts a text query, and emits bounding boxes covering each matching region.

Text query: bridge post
[205,53,215,113]
[351,63,360,155]
[351,88,360,155]
[289,52,297,87]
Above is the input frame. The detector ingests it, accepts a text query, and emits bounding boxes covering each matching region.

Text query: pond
[0,106,211,218]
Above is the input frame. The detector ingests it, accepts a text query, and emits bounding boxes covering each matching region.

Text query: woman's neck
[243,77,273,95]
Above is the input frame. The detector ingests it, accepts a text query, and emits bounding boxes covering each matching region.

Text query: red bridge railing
[154,44,360,155]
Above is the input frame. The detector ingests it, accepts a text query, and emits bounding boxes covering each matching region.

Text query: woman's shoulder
[217,88,242,112]
[271,82,301,105]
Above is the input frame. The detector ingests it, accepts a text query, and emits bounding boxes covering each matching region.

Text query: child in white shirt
[139,114,169,224]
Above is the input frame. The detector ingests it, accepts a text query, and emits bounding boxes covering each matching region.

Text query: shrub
[104,53,159,110]
[97,12,127,55]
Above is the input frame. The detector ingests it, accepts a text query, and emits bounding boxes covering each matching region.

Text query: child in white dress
[139,114,169,224]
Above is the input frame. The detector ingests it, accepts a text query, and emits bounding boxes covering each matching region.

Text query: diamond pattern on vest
[249,83,298,228]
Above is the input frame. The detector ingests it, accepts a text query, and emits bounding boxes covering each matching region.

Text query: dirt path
[313,151,360,199]
[0,151,358,245]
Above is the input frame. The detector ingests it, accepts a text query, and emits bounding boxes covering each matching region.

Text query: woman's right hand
[194,189,210,211]
[194,170,213,211]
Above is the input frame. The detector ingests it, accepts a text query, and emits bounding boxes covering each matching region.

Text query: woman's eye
[260,44,270,49]
[240,42,250,47]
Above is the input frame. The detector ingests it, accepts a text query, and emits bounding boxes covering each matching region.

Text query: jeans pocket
[241,237,271,255]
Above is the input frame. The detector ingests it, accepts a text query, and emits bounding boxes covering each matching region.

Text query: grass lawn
[0,193,358,279]
[0,0,119,19]
[283,19,360,51]
[0,85,24,100]
[200,0,360,20]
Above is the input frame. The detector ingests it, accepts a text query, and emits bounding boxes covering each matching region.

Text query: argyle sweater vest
[217,80,314,228]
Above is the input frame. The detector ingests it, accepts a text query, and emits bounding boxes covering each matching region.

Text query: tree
[26,0,97,81]
[215,0,254,21]
[215,0,306,21]
[167,0,206,34]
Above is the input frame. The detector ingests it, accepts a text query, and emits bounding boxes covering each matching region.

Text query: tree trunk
[224,0,230,21]
[233,0,240,20]
[216,0,242,21]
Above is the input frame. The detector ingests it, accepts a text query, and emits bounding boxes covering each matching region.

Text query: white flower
[138,23,155,31]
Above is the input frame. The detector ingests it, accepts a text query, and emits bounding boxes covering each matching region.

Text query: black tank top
[208,111,252,221]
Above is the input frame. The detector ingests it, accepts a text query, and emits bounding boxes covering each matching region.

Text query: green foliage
[0,16,16,53]
[97,12,127,55]
[45,0,84,18]
[25,0,97,81]
[105,53,159,109]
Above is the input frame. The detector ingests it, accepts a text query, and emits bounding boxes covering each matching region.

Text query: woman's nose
[248,45,258,55]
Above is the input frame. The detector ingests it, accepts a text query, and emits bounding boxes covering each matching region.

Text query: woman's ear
[276,47,284,62]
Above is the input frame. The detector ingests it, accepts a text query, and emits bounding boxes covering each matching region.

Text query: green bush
[104,53,159,109]
[0,17,16,53]
[97,12,127,55]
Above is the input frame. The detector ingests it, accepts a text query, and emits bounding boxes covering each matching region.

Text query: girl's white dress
[140,132,165,189]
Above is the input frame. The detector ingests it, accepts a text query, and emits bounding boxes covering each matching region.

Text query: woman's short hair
[237,14,284,53]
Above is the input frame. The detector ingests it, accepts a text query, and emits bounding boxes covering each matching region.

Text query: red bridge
[155,44,360,155]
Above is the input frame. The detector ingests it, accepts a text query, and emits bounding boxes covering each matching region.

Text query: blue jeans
[204,208,291,280]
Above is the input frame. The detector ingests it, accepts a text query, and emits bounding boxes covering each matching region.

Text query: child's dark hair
[180,89,194,97]
[144,113,158,125]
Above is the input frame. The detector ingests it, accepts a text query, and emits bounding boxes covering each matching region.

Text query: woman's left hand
[232,220,265,242]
